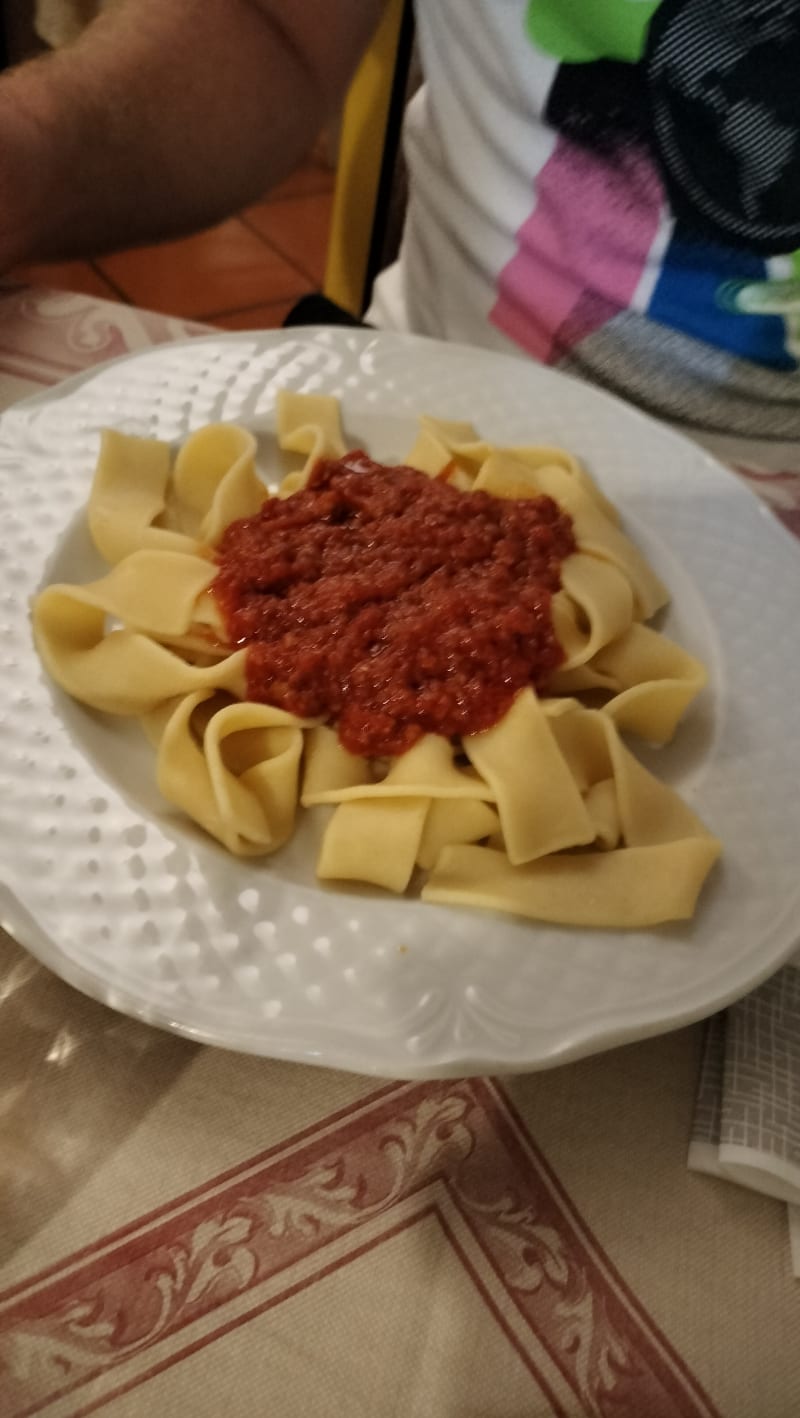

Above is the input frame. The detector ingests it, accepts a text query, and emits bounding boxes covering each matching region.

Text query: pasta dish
[32,390,720,928]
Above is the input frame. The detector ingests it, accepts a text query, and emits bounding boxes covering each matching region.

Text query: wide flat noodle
[422,839,721,927]
[546,622,707,743]
[416,799,501,871]
[150,692,305,855]
[403,427,462,481]
[602,718,711,846]
[88,424,267,566]
[88,429,195,563]
[464,689,595,864]
[598,623,708,744]
[471,451,543,501]
[310,732,498,888]
[303,733,494,805]
[525,462,668,619]
[43,550,217,636]
[317,796,430,892]
[545,697,714,842]
[584,779,620,850]
[408,418,619,519]
[172,423,266,546]
[276,391,346,496]
[408,417,492,485]
[440,699,720,919]
[546,663,619,695]
[33,587,246,714]
[468,447,665,620]
[502,442,620,525]
[553,554,635,667]
[543,697,612,792]
[301,726,372,806]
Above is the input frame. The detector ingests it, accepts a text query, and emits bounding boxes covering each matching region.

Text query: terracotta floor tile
[266,158,335,202]
[242,193,333,287]
[212,297,303,331]
[9,260,123,301]
[96,219,312,320]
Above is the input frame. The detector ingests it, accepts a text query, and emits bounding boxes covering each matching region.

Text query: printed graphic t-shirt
[368,0,800,442]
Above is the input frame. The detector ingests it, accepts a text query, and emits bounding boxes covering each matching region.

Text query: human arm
[0,0,387,269]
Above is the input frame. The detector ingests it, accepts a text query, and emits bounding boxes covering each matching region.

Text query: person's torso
[381,0,800,441]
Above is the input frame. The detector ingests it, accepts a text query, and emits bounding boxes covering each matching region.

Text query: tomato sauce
[213,453,575,757]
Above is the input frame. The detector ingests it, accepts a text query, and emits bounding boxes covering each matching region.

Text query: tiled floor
[10,158,335,330]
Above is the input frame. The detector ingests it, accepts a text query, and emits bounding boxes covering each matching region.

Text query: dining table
[1,279,800,1418]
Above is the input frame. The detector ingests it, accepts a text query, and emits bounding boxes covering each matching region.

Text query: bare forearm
[0,0,384,267]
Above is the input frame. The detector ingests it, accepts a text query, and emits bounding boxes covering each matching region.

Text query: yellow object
[323,0,408,316]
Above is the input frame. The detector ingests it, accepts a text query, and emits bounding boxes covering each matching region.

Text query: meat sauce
[213,453,575,757]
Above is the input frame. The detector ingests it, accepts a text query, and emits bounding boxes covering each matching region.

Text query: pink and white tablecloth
[1,283,800,1418]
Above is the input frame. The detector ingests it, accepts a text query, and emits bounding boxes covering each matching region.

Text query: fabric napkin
[689,952,800,1275]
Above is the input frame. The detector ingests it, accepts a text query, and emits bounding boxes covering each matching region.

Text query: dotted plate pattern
[0,327,799,1078]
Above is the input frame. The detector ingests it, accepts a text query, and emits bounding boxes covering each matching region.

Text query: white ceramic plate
[1,327,799,1078]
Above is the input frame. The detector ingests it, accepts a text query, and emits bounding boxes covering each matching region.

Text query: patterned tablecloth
[1,283,800,1418]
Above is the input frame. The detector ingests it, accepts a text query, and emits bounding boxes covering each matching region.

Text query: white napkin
[689,951,800,1274]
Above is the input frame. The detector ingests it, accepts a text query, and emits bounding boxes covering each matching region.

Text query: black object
[362,0,416,311]
[546,58,650,153]
[645,0,800,253]
[282,293,371,329]
[284,0,415,323]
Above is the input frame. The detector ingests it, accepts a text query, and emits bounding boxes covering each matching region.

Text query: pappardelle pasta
[32,391,720,927]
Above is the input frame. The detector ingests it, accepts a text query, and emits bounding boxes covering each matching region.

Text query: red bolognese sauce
[213,452,575,757]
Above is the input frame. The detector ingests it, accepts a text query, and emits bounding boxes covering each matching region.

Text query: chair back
[323,0,415,317]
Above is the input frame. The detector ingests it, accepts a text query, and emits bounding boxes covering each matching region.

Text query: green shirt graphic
[525,0,661,65]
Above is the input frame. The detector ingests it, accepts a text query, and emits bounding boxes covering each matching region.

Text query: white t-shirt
[369,0,800,446]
